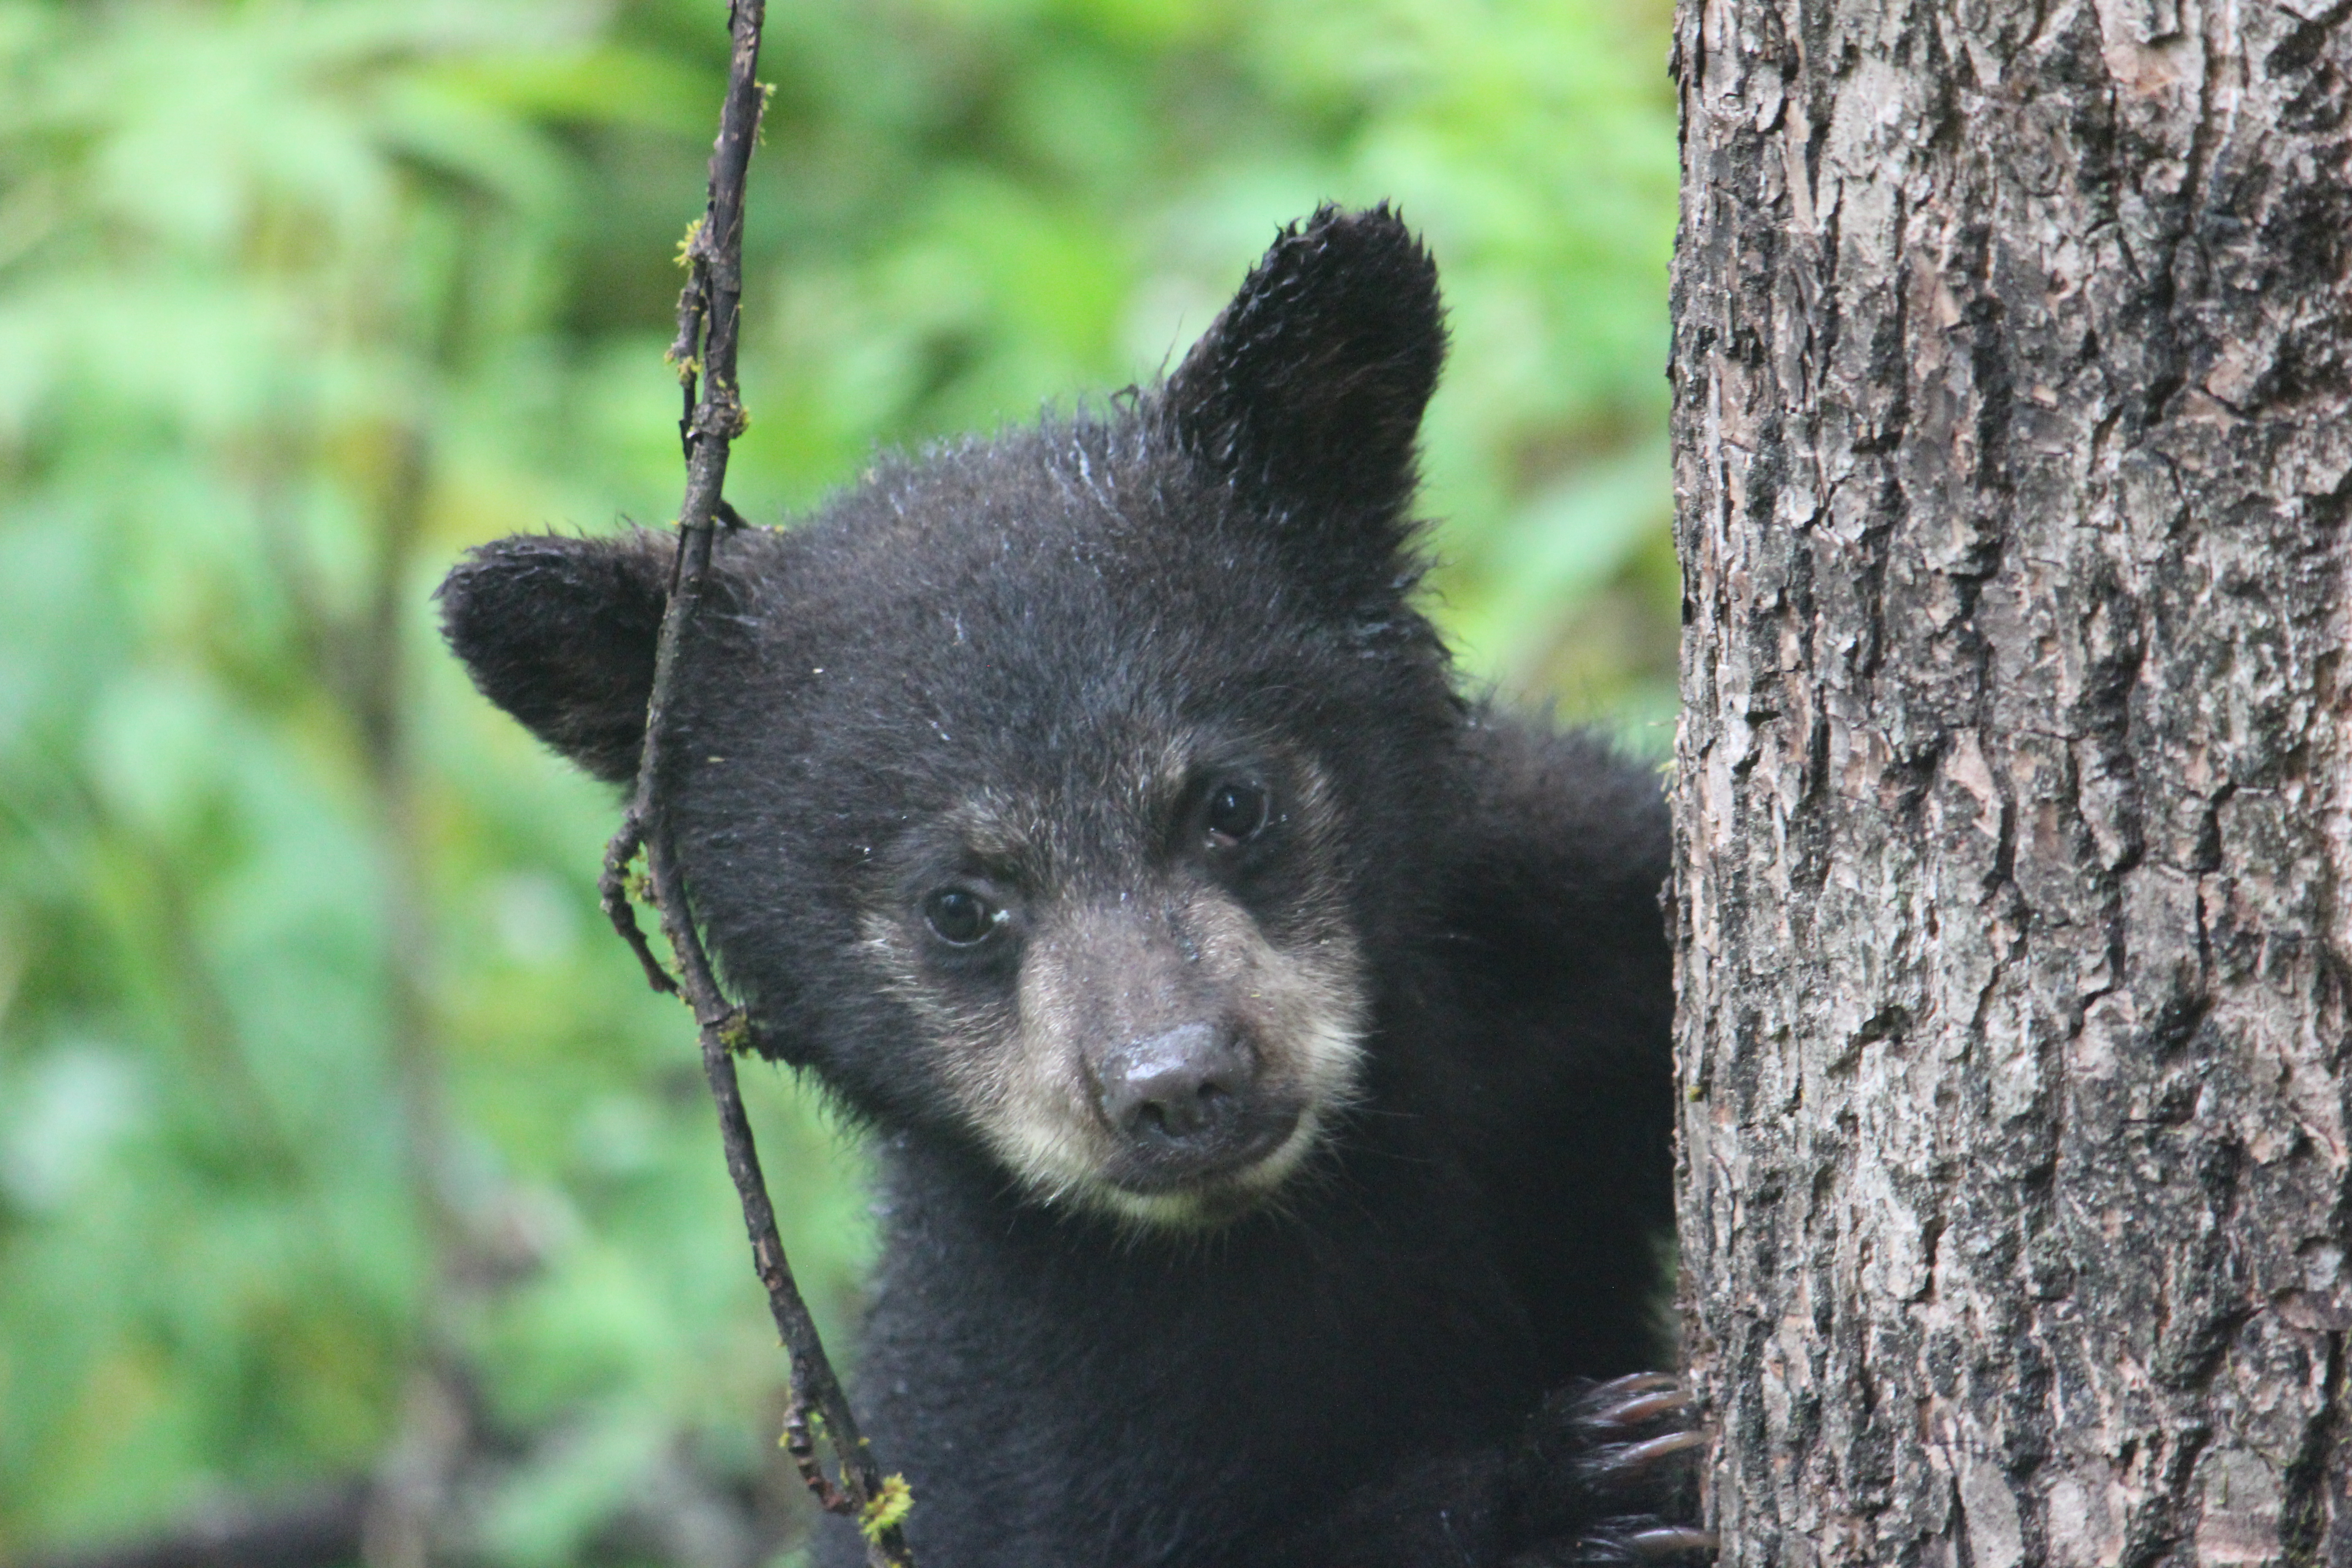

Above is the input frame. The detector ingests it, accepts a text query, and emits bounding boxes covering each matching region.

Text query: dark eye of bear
[1204,782,1270,850]
[924,887,998,946]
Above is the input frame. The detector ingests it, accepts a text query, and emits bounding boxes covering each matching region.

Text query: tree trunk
[1667,1,2352,1564]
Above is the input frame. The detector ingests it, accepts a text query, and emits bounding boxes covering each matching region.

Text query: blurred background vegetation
[0,0,1676,1563]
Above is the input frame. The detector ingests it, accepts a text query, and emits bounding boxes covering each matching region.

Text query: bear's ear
[1165,204,1445,520]
[436,529,678,786]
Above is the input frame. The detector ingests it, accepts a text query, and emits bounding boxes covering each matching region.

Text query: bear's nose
[1097,1023,1249,1149]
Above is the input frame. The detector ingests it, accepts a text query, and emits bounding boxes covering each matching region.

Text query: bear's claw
[1506,1375,1712,1565]
[1578,1378,1690,1434]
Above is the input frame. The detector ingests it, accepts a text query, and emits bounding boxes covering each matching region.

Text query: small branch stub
[597,4,914,1564]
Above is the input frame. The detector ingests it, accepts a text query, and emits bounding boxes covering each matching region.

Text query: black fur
[437,528,674,786]
[438,206,1692,1566]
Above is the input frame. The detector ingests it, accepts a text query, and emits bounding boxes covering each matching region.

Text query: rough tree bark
[1669,0,2352,1564]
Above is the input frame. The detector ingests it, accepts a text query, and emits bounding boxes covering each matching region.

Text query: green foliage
[0,0,1676,1558]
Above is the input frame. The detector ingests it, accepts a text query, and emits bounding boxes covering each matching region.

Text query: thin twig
[597,5,914,1564]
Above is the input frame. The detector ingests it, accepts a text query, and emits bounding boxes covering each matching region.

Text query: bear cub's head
[441,207,1462,1228]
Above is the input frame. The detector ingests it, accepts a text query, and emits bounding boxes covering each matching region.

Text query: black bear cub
[441,207,1704,1567]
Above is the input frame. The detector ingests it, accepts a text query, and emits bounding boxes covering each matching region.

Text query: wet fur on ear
[436,528,676,785]
[1164,204,1445,529]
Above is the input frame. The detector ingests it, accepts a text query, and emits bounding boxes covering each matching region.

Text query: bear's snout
[1091,1022,1301,1187]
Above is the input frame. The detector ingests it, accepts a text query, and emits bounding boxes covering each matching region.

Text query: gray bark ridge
[1669,0,2352,1563]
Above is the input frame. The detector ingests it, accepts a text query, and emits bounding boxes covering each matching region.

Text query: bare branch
[599,5,914,1564]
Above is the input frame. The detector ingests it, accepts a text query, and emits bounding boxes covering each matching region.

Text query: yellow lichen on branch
[860,1475,915,1542]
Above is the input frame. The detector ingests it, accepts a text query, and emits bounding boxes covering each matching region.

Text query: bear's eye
[923,887,1001,946]
[1203,782,1270,850]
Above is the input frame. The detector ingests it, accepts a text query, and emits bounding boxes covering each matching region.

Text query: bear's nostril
[1127,1072,1221,1141]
